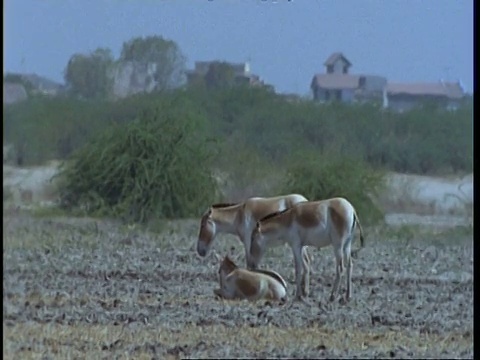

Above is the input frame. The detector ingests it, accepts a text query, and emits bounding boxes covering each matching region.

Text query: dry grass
[3,323,472,359]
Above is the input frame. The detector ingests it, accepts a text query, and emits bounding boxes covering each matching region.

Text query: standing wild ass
[248,197,365,302]
[196,194,313,296]
[213,255,288,303]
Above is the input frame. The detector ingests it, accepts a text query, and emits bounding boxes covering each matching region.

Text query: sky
[4,0,474,95]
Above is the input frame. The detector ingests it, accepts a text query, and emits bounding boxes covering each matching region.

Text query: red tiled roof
[311,74,360,90]
[323,52,352,67]
[386,82,464,99]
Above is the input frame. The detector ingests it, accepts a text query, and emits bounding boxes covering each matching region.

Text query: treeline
[4,86,473,175]
[3,86,472,223]
[3,32,472,223]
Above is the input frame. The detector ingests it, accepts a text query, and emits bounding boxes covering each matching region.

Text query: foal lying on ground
[248,197,365,302]
[196,194,312,296]
[213,255,288,303]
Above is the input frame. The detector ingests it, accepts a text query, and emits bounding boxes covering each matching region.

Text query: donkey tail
[351,211,365,259]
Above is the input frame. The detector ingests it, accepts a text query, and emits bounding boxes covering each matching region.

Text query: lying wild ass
[213,255,288,303]
[196,194,313,296]
[248,197,365,302]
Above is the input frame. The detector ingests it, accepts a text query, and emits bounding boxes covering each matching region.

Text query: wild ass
[213,255,288,303]
[248,197,365,302]
[196,194,313,296]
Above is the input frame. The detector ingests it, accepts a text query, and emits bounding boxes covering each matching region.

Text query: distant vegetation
[56,95,218,223]
[63,35,186,99]
[3,73,36,96]
[279,150,386,225]
[2,35,473,223]
[4,86,472,223]
[64,48,115,100]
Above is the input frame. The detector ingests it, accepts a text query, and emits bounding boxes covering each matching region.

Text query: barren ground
[3,212,473,359]
[3,164,474,359]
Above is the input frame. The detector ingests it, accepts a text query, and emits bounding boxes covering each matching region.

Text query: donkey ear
[214,252,221,262]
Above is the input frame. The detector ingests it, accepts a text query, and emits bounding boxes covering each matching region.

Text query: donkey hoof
[294,295,309,304]
[329,294,336,302]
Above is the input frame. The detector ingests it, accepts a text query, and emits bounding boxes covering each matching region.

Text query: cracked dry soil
[3,214,473,359]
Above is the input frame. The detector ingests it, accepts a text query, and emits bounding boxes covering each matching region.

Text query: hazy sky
[4,0,473,95]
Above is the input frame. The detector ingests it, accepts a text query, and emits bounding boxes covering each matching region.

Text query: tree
[120,35,186,91]
[64,48,114,99]
[57,94,220,223]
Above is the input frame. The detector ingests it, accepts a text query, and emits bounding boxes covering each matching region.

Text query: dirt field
[3,211,473,359]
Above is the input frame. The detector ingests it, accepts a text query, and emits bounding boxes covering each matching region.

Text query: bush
[278,150,386,225]
[57,98,220,223]
[4,85,472,178]
[212,134,282,201]
[3,97,110,165]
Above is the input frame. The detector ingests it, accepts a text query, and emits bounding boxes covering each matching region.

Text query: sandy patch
[3,162,61,208]
[3,162,474,227]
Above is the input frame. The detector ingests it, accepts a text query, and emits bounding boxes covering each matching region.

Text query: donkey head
[197,208,216,257]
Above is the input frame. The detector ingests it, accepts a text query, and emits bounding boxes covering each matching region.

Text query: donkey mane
[211,202,239,209]
[259,208,290,223]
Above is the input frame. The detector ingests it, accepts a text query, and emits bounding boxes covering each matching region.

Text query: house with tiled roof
[310,52,386,103]
[311,52,466,111]
[384,80,465,112]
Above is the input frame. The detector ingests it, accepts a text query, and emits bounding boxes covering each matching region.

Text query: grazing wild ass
[248,197,365,302]
[196,194,313,296]
[213,255,288,303]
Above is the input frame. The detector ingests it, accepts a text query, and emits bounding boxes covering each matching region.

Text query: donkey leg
[213,288,223,298]
[292,246,305,301]
[343,240,353,301]
[214,288,232,299]
[242,235,252,269]
[301,247,311,297]
[329,246,344,302]
[244,245,251,269]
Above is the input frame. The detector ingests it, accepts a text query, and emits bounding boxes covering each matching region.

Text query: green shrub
[57,98,220,223]
[278,150,386,225]
[212,135,282,201]
[3,97,110,165]
[4,84,472,178]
